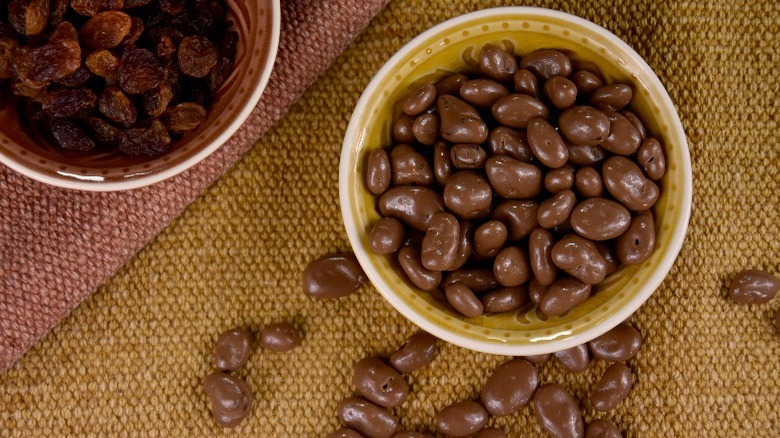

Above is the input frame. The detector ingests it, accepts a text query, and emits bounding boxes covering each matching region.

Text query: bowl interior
[0,0,279,190]
[341,7,691,355]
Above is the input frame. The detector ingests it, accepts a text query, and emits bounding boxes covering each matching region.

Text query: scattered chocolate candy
[303,252,367,299]
[728,269,780,304]
[353,358,409,408]
[393,432,433,438]
[475,427,509,438]
[203,372,254,428]
[586,419,623,438]
[588,324,642,362]
[328,428,365,438]
[480,358,539,417]
[214,328,252,372]
[389,330,439,373]
[523,353,551,364]
[553,343,591,373]
[435,400,488,437]
[259,322,302,352]
[591,363,634,412]
[533,383,584,438]
[337,396,399,438]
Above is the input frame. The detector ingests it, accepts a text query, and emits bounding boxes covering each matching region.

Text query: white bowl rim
[340,6,693,355]
[0,0,282,192]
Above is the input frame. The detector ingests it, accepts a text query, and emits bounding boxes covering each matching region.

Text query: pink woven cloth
[0,0,390,372]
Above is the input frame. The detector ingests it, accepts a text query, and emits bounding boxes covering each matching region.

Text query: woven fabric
[2,0,779,436]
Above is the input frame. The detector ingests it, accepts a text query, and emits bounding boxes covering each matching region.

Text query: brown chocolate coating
[600,111,641,155]
[393,432,433,438]
[481,358,539,417]
[572,70,603,96]
[474,220,508,257]
[214,328,252,372]
[558,106,610,146]
[259,322,301,352]
[595,242,621,276]
[493,246,531,287]
[538,190,577,229]
[529,279,548,305]
[485,156,543,199]
[602,156,659,212]
[450,143,487,169]
[545,167,575,193]
[398,246,441,291]
[586,419,622,438]
[568,143,608,167]
[400,83,436,116]
[487,127,533,162]
[443,171,492,219]
[551,234,607,285]
[588,324,642,362]
[591,363,633,412]
[541,277,592,317]
[589,84,633,112]
[450,221,473,271]
[337,396,399,438]
[443,267,499,292]
[445,282,484,318]
[366,149,391,195]
[475,428,508,438]
[328,428,365,438]
[390,144,433,187]
[481,286,529,313]
[493,200,539,241]
[574,167,604,198]
[478,44,518,82]
[438,95,488,144]
[543,76,578,110]
[435,73,468,96]
[433,141,454,186]
[527,118,569,168]
[435,401,488,437]
[615,211,656,264]
[570,198,632,241]
[520,49,572,79]
[369,217,406,255]
[353,357,409,408]
[378,186,445,231]
[393,114,416,144]
[203,372,253,428]
[421,212,461,271]
[513,68,540,97]
[460,79,510,108]
[728,270,780,304]
[390,330,438,373]
[529,227,558,286]
[532,383,584,438]
[303,253,366,299]
[621,110,646,140]
[523,353,550,364]
[412,113,439,146]
[492,94,549,129]
[553,344,591,373]
[636,137,666,181]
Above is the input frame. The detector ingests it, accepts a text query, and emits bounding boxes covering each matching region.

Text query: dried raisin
[206,57,232,93]
[43,87,96,119]
[178,35,218,78]
[123,0,151,8]
[50,0,69,26]
[70,0,107,16]
[121,17,144,47]
[141,84,173,117]
[119,119,170,156]
[119,46,164,94]
[85,50,119,77]
[218,31,238,59]
[12,80,48,102]
[55,66,92,87]
[159,0,185,14]
[79,11,132,49]
[163,102,206,132]
[25,0,52,36]
[98,86,137,127]
[154,35,176,60]
[82,116,120,146]
[0,38,19,79]
[14,22,81,83]
[51,120,96,151]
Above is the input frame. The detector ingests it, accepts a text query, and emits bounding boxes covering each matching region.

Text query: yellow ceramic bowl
[340,7,692,355]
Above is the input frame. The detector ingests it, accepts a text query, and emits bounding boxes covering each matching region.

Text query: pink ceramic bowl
[0,0,280,191]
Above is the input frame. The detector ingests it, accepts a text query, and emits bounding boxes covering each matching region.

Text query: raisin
[14,22,81,83]
[79,11,132,49]
[217,31,238,59]
[140,3,164,28]
[159,0,185,14]
[154,35,176,60]
[85,50,119,77]
[119,119,170,156]
[123,0,151,8]
[50,0,69,26]
[23,0,52,36]
[107,0,124,9]
[163,102,206,132]
[13,80,48,102]
[141,84,173,117]
[57,66,92,87]
[42,87,96,119]
[0,24,16,40]
[121,17,144,47]
[119,46,164,94]
[178,36,217,78]
[183,80,208,106]
[82,116,120,146]
[172,0,222,37]
[70,0,108,16]
[8,0,28,35]
[50,120,96,151]
[0,38,19,79]
[206,57,232,93]
[98,86,137,127]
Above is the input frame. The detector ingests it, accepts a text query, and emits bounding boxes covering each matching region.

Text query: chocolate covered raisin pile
[0,0,237,155]
[366,44,666,319]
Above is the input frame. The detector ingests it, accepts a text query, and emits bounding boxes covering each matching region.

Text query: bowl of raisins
[0,0,280,191]
[340,7,692,355]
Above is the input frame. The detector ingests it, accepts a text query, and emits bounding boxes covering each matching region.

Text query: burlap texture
[2,0,779,436]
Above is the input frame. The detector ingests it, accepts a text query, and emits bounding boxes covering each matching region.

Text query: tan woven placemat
[2,0,779,436]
